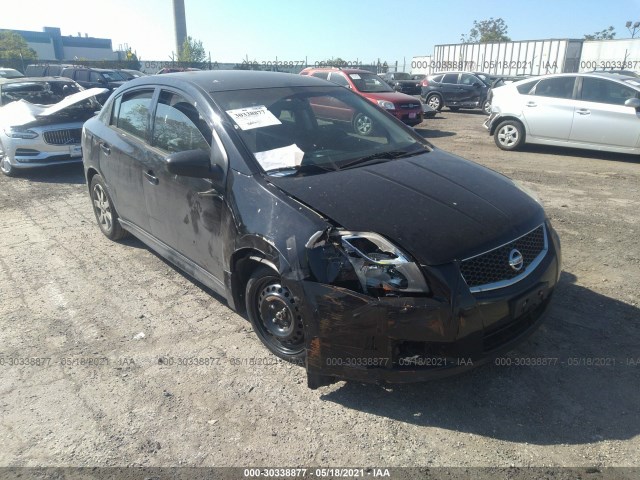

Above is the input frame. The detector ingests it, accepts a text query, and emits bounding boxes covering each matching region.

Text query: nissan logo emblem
[509,249,524,272]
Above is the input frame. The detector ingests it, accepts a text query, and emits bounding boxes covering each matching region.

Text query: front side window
[460,74,478,86]
[532,77,575,99]
[212,86,428,176]
[75,70,90,82]
[152,91,210,152]
[115,89,154,140]
[581,77,640,106]
[347,73,393,93]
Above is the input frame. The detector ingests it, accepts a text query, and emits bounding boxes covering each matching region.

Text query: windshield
[348,73,394,93]
[0,69,24,79]
[1,81,84,106]
[212,86,429,177]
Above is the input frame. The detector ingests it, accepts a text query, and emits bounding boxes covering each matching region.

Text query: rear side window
[532,77,575,99]
[311,72,329,80]
[75,70,90,82]
[328,73,350,87]
[442,73,459,84]
[516,80,537,95]
[152,91,211,152]
[115,89,154,140]
[581,77,640,106]
[430,75,443,83]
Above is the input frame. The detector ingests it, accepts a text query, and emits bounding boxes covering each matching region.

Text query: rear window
[516,80,538,95]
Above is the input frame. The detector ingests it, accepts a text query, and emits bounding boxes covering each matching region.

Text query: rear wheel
[90,174,128,240]
[494,120,524,151]
[426,94,443,111]
[246,266,306,363]
[482,100,491,115]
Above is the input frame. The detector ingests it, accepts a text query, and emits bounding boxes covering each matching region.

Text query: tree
[461,18,511,43]
[0,30,37,60]
[584,26,616,40]
[123,47,141,70]
[177,36,207,63]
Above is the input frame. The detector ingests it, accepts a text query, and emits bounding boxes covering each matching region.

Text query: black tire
[494,120,525,151]
[426,94,443,111]
[90,174,128,240]
[0,140,16,177]
[353,112,374,136]
[449,106,460,112]
[246,266,306,363]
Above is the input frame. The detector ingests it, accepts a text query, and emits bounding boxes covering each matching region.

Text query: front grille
[43,128,82,145]
[460,225,547,291]
[398,103,420,109]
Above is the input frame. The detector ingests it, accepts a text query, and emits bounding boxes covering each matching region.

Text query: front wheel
[0,141,15,177]
[90,174,128,240]
[246,266,306,363]
[353,112,374,136]
[494,120,524,151]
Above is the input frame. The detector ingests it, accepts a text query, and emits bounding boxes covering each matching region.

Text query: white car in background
[484,72,640,154]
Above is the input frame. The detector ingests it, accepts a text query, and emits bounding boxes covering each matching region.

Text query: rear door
[458,73,485,105]
[520,76,577,141]
[439,73,461,104]
[98,88,155,233]
[569,76,640,149]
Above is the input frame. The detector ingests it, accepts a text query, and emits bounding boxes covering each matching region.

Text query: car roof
[304,67,376,75]
[123,70,332,92]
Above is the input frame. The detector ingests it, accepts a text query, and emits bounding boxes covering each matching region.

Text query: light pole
[626,21,640,38]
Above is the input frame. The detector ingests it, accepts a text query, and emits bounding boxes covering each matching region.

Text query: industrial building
[2,26,118,61]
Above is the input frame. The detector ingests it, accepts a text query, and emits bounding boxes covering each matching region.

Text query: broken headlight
[4,127,39,139]
[339,232,429,296]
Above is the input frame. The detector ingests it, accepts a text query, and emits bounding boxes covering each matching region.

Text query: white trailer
[412,39,583,76]
[579,38,640,72]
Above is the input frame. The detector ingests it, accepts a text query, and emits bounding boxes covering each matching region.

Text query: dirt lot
[0,111,639,470]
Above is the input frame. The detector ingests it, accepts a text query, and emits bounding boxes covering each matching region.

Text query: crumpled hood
[269,149,545,265]
[0,88,106,127]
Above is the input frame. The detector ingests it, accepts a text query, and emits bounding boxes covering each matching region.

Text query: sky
[2,0,640,65]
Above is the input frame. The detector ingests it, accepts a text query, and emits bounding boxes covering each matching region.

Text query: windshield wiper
[265,162,337,177]
[339,148,424,170]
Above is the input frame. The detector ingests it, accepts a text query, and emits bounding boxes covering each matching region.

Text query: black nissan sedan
[82,71,561,388]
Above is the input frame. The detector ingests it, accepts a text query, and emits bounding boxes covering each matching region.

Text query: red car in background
[300,67,423,133]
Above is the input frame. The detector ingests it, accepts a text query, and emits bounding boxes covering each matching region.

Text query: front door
[143,89,225,281]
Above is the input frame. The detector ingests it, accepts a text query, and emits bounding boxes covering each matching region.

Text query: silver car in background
[0,78,104,176]
[485,72,640,154]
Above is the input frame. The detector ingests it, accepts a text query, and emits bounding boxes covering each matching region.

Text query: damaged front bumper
[290,227,561,389]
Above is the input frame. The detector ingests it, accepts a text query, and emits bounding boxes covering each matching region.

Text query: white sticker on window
[349,74,361,80]
[225,105,281,130]
[254,144,304,171]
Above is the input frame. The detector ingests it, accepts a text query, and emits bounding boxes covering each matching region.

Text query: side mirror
[167,149,212,178]
[624,97,640,110]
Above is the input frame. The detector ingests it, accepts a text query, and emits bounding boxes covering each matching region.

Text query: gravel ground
[0,111,638,470]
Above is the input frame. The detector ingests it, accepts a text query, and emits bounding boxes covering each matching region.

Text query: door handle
[197,188,221,198]
[99,143,111,155]
[576,109,591,115]
[144,170,159,185]
[526,102,537,107]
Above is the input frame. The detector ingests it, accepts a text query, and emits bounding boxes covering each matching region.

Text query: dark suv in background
[380,72,421,95]
[60,67,125,103]
[421,71,493,113]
